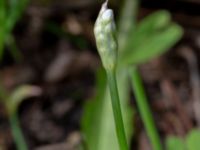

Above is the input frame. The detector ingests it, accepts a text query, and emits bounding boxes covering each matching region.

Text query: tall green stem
[107,70,128,150]
[9,113,28,150]
[129,67,162,150]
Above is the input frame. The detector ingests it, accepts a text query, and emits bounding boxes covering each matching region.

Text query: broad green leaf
[81,68,133,150]
[166,136,186,150]
[121,10,171,55]
[186,129,200,150]
[129,11,171,51]
[121,23,183,65]
[136,10,171,36]
[119,10,183,66]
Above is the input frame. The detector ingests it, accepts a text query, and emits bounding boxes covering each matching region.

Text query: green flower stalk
[94,1,128,150]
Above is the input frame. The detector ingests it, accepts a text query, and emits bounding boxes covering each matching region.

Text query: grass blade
[129,67,162,150]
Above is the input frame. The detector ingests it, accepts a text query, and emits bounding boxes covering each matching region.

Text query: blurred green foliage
[166,136,185,150]
[166,129,200,150]
[0,0,28,61]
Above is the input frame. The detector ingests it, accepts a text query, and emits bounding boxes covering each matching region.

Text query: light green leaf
[129,11,171,51]
[121,23,183,65]
[81,68,133,150]
[136,10,171,35]
[121,10,171,54]
[120,10,183,66]
[186,129,200,150]
[166,136,186,150]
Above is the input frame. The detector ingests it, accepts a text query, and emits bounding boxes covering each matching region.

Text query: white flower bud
[94,1,118,72]
[102,9,114,22]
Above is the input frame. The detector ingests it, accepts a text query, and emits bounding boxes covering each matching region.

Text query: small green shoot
[0,85,41,150]
[166,129,200,150]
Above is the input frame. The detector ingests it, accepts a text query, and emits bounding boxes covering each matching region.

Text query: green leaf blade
[119,10,183,66]
[122,23,183,65]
